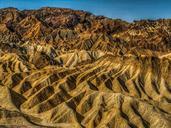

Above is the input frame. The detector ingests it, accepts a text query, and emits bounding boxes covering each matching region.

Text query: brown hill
[0,7,170,128]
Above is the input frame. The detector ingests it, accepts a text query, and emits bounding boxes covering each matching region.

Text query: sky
[0,0,171,22]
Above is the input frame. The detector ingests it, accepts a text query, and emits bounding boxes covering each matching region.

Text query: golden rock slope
[0,8,170,128]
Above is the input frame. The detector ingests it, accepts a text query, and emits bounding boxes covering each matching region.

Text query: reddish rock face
[1,7,170,52]
[0,7,170,128]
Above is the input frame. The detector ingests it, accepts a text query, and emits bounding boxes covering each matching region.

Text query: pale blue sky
[0,0,171,22]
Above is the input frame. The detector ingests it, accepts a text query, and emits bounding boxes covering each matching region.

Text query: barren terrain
[0,7,170,128]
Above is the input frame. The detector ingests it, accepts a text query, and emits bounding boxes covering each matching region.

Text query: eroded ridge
[0,7,170,128]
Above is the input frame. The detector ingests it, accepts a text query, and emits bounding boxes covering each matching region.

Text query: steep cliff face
[0,7,170,128]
